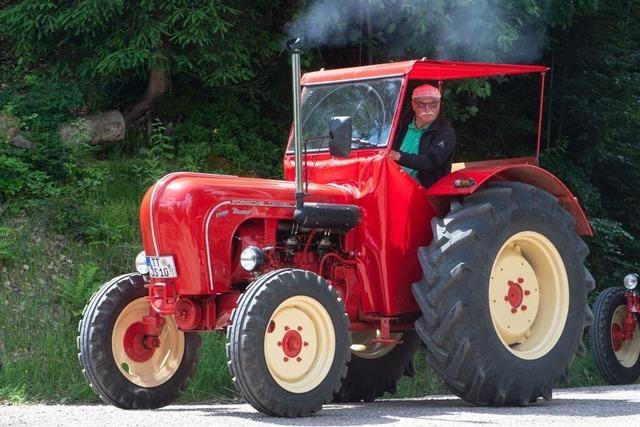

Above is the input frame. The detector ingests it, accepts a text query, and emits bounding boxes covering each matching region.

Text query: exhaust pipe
[286,38,361,231]
[287,38,305,220]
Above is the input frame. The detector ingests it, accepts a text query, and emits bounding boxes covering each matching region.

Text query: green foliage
[0,75,84,132]
[0,226,17,264]
[170,97,284,178]
[180,334,236,401]
[133,118,176,186]
[55,262,102,318]
[390,350,446,398]
[20,162,113,242]
[558,332,607,388]
[546,0,600,29]
[541,138,603,214]
[0,1,279,87]
[541,0,640,291]
[587,219,639,289]
[0,75,90,209]
[175,139,210,173]
[0,151,30,198]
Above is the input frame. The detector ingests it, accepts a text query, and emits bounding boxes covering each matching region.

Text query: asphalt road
[2,384,639,427]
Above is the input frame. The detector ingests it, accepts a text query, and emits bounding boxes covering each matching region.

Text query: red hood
[140,172,354,294]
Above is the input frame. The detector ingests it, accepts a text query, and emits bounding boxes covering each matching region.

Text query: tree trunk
[124,67,169,123]
[58,110,125,144]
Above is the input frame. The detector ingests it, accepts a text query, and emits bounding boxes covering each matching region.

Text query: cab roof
[301,59,549,85]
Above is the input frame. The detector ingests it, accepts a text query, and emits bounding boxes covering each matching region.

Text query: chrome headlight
[135,251,149,274]
[240,246,264,272]
[624,273,638,290]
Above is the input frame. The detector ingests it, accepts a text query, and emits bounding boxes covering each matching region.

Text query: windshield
[287,78,403,152]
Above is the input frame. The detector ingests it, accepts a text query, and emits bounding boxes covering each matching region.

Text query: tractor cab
[284,59,550,191]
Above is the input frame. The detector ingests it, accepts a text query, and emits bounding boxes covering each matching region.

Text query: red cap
[412,84,441,100]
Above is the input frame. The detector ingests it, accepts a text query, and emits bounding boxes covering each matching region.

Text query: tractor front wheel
[590,287,640,384]
[227,269,350,417]
[77,273,200,409]
[413,182,594,405]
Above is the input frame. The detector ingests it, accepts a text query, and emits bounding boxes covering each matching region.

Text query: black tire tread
[77,273,200,409]
[227,269,350,417]
[413,181,592,406]
[590,287,640,384]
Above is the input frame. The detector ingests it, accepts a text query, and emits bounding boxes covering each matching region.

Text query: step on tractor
[78,39,595,417]
[590,274,640,384]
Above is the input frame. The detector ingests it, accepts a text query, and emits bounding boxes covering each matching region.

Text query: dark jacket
[395,116,456,188]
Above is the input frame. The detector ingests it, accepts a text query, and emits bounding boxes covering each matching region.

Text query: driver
[389,84,456,188]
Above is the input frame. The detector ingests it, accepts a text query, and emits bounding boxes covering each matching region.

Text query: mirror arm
[304,135,329,144]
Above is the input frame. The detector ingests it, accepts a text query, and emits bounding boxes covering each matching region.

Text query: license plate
[146,256,178,278]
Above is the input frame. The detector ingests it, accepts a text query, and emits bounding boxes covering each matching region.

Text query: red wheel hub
[123,322,156,362]
[611,323,625,352]
[506,280,524,309]
[175,298,200,330]
[281,330,303,358]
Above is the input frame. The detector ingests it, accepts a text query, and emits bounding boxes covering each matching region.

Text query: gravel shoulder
[2,384,639,427]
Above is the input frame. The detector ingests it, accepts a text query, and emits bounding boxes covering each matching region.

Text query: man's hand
[389,150,401,162]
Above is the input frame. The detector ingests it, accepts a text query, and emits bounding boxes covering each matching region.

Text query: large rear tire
[333,330,421,403]
[227,269,350,417]
[590,287,640,384]
[413,181,594,405]
[77,273,200,409]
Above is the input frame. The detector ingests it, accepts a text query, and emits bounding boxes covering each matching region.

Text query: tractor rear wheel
[590,287,640,384]
[227,269,350,417]
[333,330,420,402]
[77,273,200,409]
[413,181,594,405]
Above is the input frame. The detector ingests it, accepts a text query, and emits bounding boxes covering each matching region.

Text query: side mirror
[328,116,352,157]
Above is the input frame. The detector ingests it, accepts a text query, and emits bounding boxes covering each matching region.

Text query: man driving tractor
[389,84,456,188]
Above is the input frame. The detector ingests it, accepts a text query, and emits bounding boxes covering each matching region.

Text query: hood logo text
[231,199,295,208]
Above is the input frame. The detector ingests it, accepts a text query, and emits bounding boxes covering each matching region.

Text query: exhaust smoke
[286,0,549,63]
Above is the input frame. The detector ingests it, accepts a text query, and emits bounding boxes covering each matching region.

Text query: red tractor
[78,41,594,417]
[590,274,640,384]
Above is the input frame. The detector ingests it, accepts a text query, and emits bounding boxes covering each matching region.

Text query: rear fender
[426,162,592,236]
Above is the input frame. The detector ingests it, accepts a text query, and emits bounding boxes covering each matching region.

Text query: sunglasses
[413,99,440,109]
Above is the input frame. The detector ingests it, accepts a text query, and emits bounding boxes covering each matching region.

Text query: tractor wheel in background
[333,330,421,402]
[227,269,350,417]
[78,273,201,409]
[590,287,640,384]
[413,181,594,406]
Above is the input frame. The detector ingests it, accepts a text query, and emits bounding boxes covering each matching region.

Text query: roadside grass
[557,334,607,388]
[177,334,236,402]
[0,157,239,404]
[0,222,93,403]
[391,350,446,398]
[0,159,145,403]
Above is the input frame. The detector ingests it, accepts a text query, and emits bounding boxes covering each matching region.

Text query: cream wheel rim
[111,297,185,387]
[611,305,640,368]
[489,231,569,360]
[350,330,402,359]
[264,295,336,393]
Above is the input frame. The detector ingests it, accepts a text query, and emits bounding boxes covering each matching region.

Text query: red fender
[426,158,592,236]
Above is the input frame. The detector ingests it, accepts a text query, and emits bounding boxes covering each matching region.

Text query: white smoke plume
[286,0,548,63]
[285,1,390,48]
